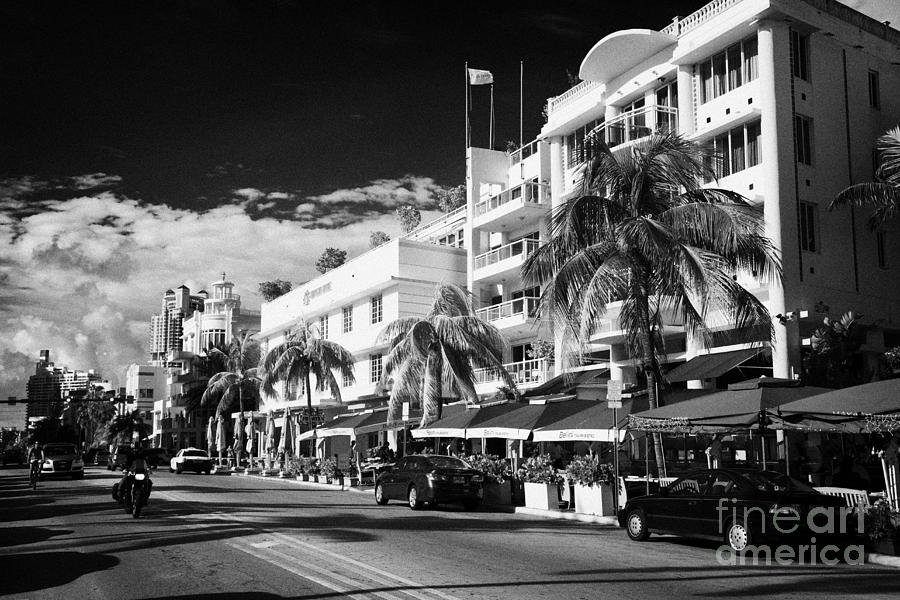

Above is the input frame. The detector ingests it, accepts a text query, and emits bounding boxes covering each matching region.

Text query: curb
[866,552,900,568]
[514,506,619,527]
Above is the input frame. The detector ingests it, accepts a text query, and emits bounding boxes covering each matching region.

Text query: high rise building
[25,349,103,423]
[149,285,206,366]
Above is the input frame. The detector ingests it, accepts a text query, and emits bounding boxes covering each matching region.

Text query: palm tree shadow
[0,551,119,594]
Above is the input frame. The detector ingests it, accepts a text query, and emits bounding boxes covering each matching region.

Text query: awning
[772,378,900,433]
[523,368,608,398]
[466,399,599,440]
[300,410,413,440]
[412,402,520,439]
[664,348,761,383]
[532,396,648,443]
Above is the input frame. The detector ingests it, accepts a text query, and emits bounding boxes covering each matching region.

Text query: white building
[124,364,167,419]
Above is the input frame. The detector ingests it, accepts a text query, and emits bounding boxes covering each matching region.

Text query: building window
[342,306,353,333]
[697,35,759,103]
[798,201,818,252]
[790,30,809,81]
[565,117,603,169]
[319,314,329,339]
[146,389,153,399]
[706,119,762,181]
[370,295,383,325]
[794,115,813,165]
[877,231,887,268]
[342,373,353,388]
[370,354,383,383]
[868,70,880,109]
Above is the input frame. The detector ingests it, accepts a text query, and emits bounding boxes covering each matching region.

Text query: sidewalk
[227,469,898,567]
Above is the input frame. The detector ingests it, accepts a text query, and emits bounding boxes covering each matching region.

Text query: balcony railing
[476,297,540,323]
[403,205,467,243]
[660,0,741,38]
[474,238,540,271]
[589,105,678,149]
[474,358,550,385]
[206,293,240,302]
[546,80,603,117]
[508,139,540,166]
[474,181,547,218]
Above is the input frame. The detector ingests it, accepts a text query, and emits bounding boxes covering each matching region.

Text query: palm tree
[200,331,262,465]
[522,131,781,477]
[105,410,150,447]
[378,284,517,427]
[259,321,356,450]
[830,125,900,229]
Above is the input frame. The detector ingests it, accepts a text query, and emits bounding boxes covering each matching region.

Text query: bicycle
[29,459,40,490]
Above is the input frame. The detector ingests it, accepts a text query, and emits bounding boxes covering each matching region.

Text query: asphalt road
[1,464,898,600]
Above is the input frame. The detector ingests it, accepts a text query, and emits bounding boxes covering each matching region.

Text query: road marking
[250,540,280,549]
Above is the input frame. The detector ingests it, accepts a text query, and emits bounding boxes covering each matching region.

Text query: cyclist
[27,443,43,488]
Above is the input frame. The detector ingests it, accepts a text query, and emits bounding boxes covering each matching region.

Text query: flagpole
[489,83,494,149]
[465,62,470,150]
[520,60,524,147]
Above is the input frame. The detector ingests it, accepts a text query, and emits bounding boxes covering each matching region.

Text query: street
[1,465,898,600]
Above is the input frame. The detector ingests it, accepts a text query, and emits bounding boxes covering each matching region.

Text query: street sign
[607,379,622,408]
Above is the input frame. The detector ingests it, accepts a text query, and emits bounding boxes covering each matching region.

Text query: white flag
[468,68,493,85]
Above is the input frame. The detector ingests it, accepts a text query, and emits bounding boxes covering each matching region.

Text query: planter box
[524,482,558,511]
[316,475,329,484]
[573,483,615,516]
[483,480,512,505]
[867,538,900,556]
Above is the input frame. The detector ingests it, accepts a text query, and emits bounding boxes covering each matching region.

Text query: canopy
[628,378,831,433]
[466,399,600,440]
[300,409,413,441]
[533,396,649,442]
[664,348,760,383]
[412,402,522,439]
[772,378,900,433]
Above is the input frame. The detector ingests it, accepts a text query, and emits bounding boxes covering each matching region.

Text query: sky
[1,0,897,400]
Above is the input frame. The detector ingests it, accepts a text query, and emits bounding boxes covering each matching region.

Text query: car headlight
[43,460,52,467]
[134,473,146,481]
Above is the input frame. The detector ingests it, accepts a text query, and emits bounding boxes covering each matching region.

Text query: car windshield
[742,470,817,493]
[425,456,470,469]
[184,450,208,457]
[44,445,75,457]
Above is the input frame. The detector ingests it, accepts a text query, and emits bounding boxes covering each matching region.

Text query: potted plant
[303,457,320,481]
[466,454,512,505]
[565,454,617,516]
[519,454,561,510]
[320,457,338,484]
[864,500,900,556]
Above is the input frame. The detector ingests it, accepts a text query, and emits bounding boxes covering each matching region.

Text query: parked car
[374,454,484,510]
[170,448,214,474]
[92,448,111,466]
[1,447,24,466]
[143,448,173,470]
[619,469,852,552]
[39,443,84,479]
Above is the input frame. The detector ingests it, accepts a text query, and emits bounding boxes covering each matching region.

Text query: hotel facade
[259,0,900,446]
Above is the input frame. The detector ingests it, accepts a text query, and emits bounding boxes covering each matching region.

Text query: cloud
[0,174,446,401]
[69,173,123,190]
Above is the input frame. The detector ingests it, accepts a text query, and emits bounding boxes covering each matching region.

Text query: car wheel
[408,485,422,510]
[375,483,389,505]
[725,518,752,552]
[462,499,480,511]
[175,465,183,474]
[625,509,651,541]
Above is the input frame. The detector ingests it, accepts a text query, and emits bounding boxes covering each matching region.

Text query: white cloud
[70,173,123,190]
[0,175,447,400]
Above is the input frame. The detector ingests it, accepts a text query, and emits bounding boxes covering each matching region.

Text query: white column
[757,20,798,379]
[676,65,694,136]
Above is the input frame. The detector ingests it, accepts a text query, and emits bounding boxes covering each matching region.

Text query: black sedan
[619,469,852,552]
[375,454,484,510]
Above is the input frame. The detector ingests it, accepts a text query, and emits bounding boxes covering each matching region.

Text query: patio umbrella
[771,378,900,433]
[628,378,831,434]
[233,413,244,459]
[206,416,215,455]
[215,416,227,454]
[245,416,256,454]
[278,411,294,457]
[265,411,276,454]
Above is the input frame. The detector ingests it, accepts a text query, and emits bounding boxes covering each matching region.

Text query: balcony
[591,105,677,149]
[473,182,548,231]
[476,297,540,337]
[474,358,550,392]
[473,239,540,284]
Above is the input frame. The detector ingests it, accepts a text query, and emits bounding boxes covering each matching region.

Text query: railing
[403,205,467,242]
[206,293,240,302]
[474,358,550,385]
[475,297,540,323]
[509,139,541,166]
[660,0,741,37]
[590,105,678,149]
[236,308,261,317]
[474,182,547,218]
[474,238,540,271]
[546,80,603,117]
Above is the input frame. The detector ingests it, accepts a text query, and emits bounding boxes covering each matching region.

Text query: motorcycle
[112,456,152,518]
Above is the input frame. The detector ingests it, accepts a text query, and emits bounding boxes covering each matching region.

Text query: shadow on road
[0,526,73,547]
[0,551,119,594]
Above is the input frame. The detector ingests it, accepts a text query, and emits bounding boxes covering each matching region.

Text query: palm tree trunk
[637,293,667,479]
[305,371,314,457]
[420,347,443,427]
[236,383,243,469]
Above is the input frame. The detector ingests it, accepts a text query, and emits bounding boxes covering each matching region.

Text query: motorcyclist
[115,446,153,503]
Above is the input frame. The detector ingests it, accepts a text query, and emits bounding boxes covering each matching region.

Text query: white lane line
[227,541,373,600]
